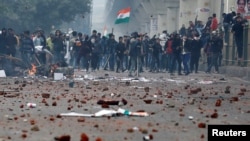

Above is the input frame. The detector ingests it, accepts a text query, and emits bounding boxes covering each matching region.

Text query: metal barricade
[224,24,249,67]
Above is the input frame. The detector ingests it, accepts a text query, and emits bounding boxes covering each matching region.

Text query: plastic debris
[94,109,118,117]
[198,80,213,84]
[60,108,149,117]
[27,103,37,108]
[117,108,149,117]
[143,134,153,141]
[60,112,93,117]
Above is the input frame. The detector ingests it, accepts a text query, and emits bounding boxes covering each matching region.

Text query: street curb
[220,66,250,82]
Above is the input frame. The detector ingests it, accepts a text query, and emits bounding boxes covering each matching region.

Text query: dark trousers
[21,51,32,69]
[150,54,160,71]
[190,54,200,73]
[235,36,243,59]
[91,53,99,70]
[206,52,219,72]
[170,53,182,74]
[116,55,124,72]
[77,54,90,71]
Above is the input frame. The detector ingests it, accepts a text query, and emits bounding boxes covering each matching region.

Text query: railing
[223,24,250,67]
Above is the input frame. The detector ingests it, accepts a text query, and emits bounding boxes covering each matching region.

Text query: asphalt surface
[0,67,249,141]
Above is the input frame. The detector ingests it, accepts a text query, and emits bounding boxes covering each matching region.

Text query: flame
[28,64,37,75]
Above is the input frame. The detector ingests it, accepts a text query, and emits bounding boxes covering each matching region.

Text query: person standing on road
[169,33,183,75]
[52,30,64,64]
[90,35,101,72]
[6,28,17,57]
[128,32,142,77]
[20,30,35,70]
[190,33,203,73]
[164,34,174,73]
[182,35,192,75]
[115,36,126,73]
[77,35,91,72]
[150,37,161,73]
[104,33,117,71]
[33,30,46,65]
[69,31,78,68]
[206,31,223,73]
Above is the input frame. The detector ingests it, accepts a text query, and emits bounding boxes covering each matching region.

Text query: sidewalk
[198,63,250,82]
[219,66,250,82]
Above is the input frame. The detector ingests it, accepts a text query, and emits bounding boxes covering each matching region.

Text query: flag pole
[126,22,129,35]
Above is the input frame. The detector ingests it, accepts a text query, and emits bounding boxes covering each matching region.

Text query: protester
[169,33,182,75]
[19,30,35,69]
[115,36,126,73]
[231,16,245,66]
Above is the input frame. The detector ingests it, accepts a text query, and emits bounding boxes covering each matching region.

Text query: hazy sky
[92,0,106,32]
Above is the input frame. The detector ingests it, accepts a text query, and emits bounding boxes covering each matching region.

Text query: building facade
[104,0,246,37]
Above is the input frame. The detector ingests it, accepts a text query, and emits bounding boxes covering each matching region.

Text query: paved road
[0,68,249,141]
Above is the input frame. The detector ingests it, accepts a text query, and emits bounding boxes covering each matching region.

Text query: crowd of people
[0,11,248,77]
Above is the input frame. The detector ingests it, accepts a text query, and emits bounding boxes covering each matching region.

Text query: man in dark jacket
[222,11,236,44]
[231,16,245,65]
[52,30,64,63]
[115,36,126,73]
[170,33,183,75]
[128,32,142,77]
[6,28,17,57]
[90,36,102,71]
[190,33,203,73]
[77,35,91,72]
[104,33,117,71]
[182,36,192,75]
[206,32,223,73]
[150,38,161,72]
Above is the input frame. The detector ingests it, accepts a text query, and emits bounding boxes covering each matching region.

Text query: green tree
[0,0,91,33]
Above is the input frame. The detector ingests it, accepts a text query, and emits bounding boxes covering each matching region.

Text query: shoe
[178,73,183,75]
[185,72,189,75]
[205,71,210,74]
[128,74,133,77]
[214,71,219,74]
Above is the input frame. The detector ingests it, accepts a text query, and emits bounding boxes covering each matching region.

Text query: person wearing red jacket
[210,13,218,31]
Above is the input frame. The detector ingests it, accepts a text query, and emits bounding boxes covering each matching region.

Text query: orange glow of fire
[28,64,37,75]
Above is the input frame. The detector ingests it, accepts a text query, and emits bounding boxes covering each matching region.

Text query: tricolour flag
[115,7,130,24]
